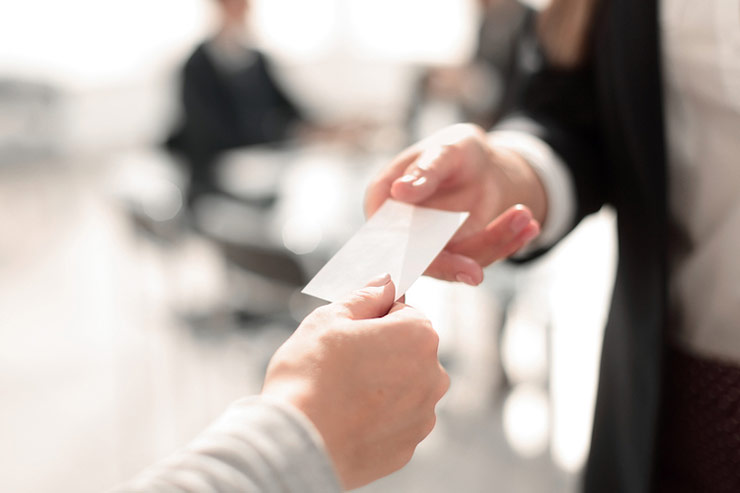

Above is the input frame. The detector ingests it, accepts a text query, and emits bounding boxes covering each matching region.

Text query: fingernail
[365,273,392,287]
[412,177,428,187]
[455,273,477,286]
[399,175,416,184]
[510,210,531,234]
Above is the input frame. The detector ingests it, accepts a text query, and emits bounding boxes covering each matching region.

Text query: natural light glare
[503,384,550,458]
[549,209,616,473]
[0,0,480,90]
[346,0,477,64]
[141,181,183,223]
[0,0,211,88]
[251,0,339,60]
[501,319,548,383]
[282,215,323,255]
[250,0,476,64]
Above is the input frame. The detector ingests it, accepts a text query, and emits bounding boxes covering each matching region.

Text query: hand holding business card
[302,200,469,303]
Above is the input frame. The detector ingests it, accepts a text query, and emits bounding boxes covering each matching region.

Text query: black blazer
[501,1,668,492]
[168,43,303,185]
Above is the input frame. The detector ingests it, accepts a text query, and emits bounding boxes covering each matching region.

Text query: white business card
[302,199,469,303]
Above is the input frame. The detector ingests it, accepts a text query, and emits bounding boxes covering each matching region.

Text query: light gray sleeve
[111,397,343,493]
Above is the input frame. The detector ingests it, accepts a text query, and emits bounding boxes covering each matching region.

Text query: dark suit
[501,1,668,492]
[168,43,303,195]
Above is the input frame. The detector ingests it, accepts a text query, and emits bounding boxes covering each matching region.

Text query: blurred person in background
[367,0,740,492]
[166,0,305,203]
[410,0,529,137]
[469,0,529,126]
[114,276,449,492]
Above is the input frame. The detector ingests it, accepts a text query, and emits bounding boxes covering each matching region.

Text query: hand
[365,124,546,285]
[261,274,449,490]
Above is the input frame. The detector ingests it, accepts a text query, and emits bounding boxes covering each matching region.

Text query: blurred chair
[0,78,62,166]
[191,190,309,322]
[109,149,189,245]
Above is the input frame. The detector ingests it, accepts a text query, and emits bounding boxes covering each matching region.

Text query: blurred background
[0,0,617,491]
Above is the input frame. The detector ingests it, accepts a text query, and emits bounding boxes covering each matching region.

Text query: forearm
[111,397,341,493]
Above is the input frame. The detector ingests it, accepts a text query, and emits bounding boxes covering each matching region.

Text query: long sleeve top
[111,397,342,493]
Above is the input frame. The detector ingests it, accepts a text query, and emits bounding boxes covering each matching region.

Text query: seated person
[167,0,305,199]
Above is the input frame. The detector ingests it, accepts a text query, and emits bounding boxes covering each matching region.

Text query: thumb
[337,273,396,320]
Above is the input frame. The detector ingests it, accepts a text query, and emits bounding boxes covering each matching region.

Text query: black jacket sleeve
[497,14,610,240]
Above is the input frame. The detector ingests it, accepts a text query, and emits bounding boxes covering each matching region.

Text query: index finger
[387,301,408,315]
[364,147,420,217]
[388,145,465,207]
[448,205,541,265]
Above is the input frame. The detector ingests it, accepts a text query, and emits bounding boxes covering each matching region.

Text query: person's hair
[537,0,599,68]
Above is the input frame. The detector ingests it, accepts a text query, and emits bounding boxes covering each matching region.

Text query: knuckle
[346,290,374,309]
[404,306,430,325]
[449,122,484,141]
[438,368,451,396]
[310,303,354,328]
[439,142,462,163]
[310,304,337,322]
[335,288,380,319]
[310,304,331,317]
[415,320,439,353]
[421,413,437,439]
[395,447,416,471]
[426,323,440,346]
[383,447,415,476]
[347,291,370,305]
[389,305,417,324]
[462,122,485,137]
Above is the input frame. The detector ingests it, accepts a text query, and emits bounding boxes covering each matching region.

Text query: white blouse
[662,0,740,362]
[492,0,740,362]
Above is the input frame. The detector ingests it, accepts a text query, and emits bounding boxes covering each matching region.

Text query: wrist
[488,145,548,226]
[262,381,352,488]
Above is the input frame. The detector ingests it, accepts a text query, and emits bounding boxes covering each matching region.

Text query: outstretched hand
[365,124,546,285]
